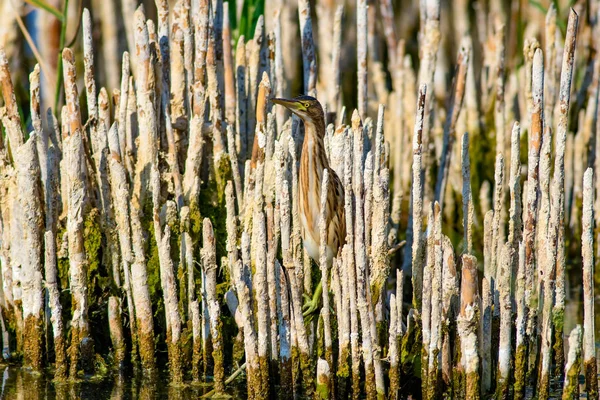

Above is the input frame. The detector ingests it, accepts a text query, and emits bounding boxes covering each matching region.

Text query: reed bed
[0,0,599,399]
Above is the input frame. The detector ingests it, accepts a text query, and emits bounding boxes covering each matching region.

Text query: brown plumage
[271,95,346,315]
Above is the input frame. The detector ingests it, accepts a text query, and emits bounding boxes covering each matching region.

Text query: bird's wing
[327,167,346,258]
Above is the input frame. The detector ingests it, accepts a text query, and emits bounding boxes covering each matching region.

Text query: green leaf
[24,0,64,21]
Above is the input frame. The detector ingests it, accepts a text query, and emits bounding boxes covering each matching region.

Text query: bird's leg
[302,281,323,318]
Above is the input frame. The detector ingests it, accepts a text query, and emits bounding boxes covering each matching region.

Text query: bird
[271,95,346,317]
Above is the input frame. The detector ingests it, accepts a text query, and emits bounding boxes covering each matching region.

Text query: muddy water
[0,368,247,399]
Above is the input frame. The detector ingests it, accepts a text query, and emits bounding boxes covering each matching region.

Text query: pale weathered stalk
[490,153,504,280]
[562,325,582,400]
[550,11,578,381]
[234,238,260,399]
[370,105,390,304]
[342,128,361,399]
[318,169,334,393]
[298,0,316,94]
[252,160,270,397]
[522,48,544,389]
[427,202,442,399]
[389,293,400,399]
[235,37,248,162]
[0,49,24,148]
[462,132,473,254]
[202,218,225,392]
[435,45,468,206]
[150,167,183,384]
[514,241,527,399]
[441,237,457,390]
[16,136,44,371]
[581,168,597,399]
[357,0,367,117]
[133,7,158,205]
[508,122,522,246]
[496,244,512,399]
[480,277,492,396]
[458,255,480,400]
[190,300,202,383]
[63,48,95,378]
[422,204,434,394]
[418,0,440,199]
[410,85,426,309]
[223,2,236,125]
[352,110,378,399]
[108,296,126,369]
[44,231,67,380]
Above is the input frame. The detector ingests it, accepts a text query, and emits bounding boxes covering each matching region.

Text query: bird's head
[271,95,324,125]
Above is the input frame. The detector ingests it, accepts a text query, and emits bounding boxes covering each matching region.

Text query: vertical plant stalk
[550,11,578,382]
[508,122,522,246]
[581,168,597,399]
[522,48,544,390]
[427,202,443,399]
[435,45,468,206]
[202,218,225,393]
[235,236,260,399]
[252,160,270,397]
[298,0,316,93]
[132,6,158,205]
[458,255,480,400]
[17,136,44,372]
[562,325,582,400]
[410,85,426,309]
[496,244,512,399]
[356,0,367,117]
[44,231,67,380]
[418,0,440,200]
[461,132,474,254]
[63,48,95,378]
[107,123,138,367]
[480,277,493,396]
[341,128,361,400]
[352,110,379,399]
[318,169,334,396]
[108,296,126,369]
[0,49,24,147]
[388,293,400,399]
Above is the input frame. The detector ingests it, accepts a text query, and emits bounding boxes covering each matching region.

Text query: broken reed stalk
[562,325,582,400]
[318,169,334,393]
[357,0,367,118]
[410,85,427,309]
[352,110,378,399]
[342,129,361,400]
[63,47,95,379]
[458,255,480,400]
[434,45,468,206]
[550,10,579,381]
[202,218,225,393]
[581,168,598,399]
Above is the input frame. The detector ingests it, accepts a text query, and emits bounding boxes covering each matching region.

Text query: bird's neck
[301,119,328,176]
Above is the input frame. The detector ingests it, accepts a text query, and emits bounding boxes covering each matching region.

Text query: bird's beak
[270,97,306,112]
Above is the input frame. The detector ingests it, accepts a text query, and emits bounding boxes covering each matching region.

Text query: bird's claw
[302,294,320,318]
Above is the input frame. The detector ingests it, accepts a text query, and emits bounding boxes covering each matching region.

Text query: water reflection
[0,367,241,399]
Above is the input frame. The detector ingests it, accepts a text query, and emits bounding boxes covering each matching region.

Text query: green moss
[316,371,330,399]
[562,360,579,400]
[552,306,565,378]
[84,208,103,295]
[584,359,599,400]
[465,371,480,400]
[513,344,527,400]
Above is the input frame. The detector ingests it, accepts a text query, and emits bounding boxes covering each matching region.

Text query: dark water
[0,368,246,399]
